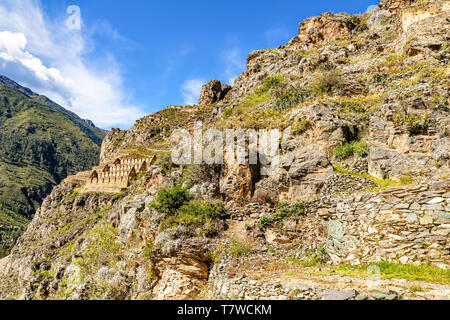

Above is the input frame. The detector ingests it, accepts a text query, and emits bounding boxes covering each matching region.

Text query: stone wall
[64,156,156,193]
[316,181,449,268]
[205,181,449,300]
[228,181,449,268]
[270,181,450,268]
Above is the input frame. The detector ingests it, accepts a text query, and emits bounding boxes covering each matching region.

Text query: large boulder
[281,147,333,201]
[290,12,356,47]
[198,80,231,105]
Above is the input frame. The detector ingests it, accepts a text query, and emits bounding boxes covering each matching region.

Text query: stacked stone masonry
[317,181,449,268]
[65,156,156,193]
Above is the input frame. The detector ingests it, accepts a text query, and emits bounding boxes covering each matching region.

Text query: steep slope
[0,0,448,300]
[0,76,106,256]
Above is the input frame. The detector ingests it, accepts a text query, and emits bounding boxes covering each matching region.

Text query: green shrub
[333,141,367,159]
[259,217,272,227]
[181,165,214,188]
[393,111,429,135]
[111,192,127,201]
[228,239,254,258]
[259,202,307,227]
[311,70,343,96]
[278,203,307,218]
[64,191,79,203]
[371,73,389,85]
[273,88,311,112]
[150,185,192,215]
[159,201,224,237]
[160,154,175,176]
[255,75,284,94]
[292,118,313,135]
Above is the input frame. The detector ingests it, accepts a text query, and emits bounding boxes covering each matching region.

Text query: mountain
[0,0,449,300]
[0,76,107,256]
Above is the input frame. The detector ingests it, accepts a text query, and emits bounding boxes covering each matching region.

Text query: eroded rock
[198,80,231,105]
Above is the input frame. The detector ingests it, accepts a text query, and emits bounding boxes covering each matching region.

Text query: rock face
[155,255,209,299]
[291,12,356,47]
[378,0,416,13]
[198,80,231,105]
[395,0,450,56]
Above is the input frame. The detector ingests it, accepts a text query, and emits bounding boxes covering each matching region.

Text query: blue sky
[0,0,376,129]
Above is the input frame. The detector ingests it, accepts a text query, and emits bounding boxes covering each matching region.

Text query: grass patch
[259,203,307,227]
[333,164,414,191]
[273,88,311,112]
[333,140,367,159]
[334,99,365,114]
[111,192,127,201]
[255,75,284,94]
[286,255,322,268]
[227,239,254,258]
[292,118,313,135]
[393,111,429,135]
[159,201,224,237]
[315,262,450,284]
[311,70,343,96]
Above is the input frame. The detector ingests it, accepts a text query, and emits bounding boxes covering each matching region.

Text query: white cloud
[0,31,73,88]
[0,0,144,129]
[181,78,205,105]
[222,47,245,85]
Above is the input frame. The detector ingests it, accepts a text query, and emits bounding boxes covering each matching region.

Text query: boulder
[322,289,358,300]
[281,147,333,201]
[198,80,231,105]
[220,164,258,201]
[265,229,291,245]
[290,12,356,47]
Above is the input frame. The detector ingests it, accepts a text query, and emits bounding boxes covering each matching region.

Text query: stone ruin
[65,156,156,193]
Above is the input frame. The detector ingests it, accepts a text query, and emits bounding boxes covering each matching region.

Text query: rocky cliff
[0,0,448,300]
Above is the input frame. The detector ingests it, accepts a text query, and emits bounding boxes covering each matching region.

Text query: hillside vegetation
[0,77,106,256]
[0,0,448,300]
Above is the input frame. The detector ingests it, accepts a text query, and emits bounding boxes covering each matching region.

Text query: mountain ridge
[0,75,107,256]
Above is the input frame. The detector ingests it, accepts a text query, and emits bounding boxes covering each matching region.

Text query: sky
[0,0,377,129]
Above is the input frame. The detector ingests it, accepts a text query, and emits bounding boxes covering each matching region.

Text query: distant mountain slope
[0,76,107,256]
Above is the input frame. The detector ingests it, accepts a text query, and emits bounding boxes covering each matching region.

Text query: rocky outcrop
[281,147,333,201]
[220,164,258,201]
[0,0,449,301]
[290,12,356,47]
[154,255,209,299]
[198,80,231,105]
[378,0,416,13]
[395,0,450,56]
